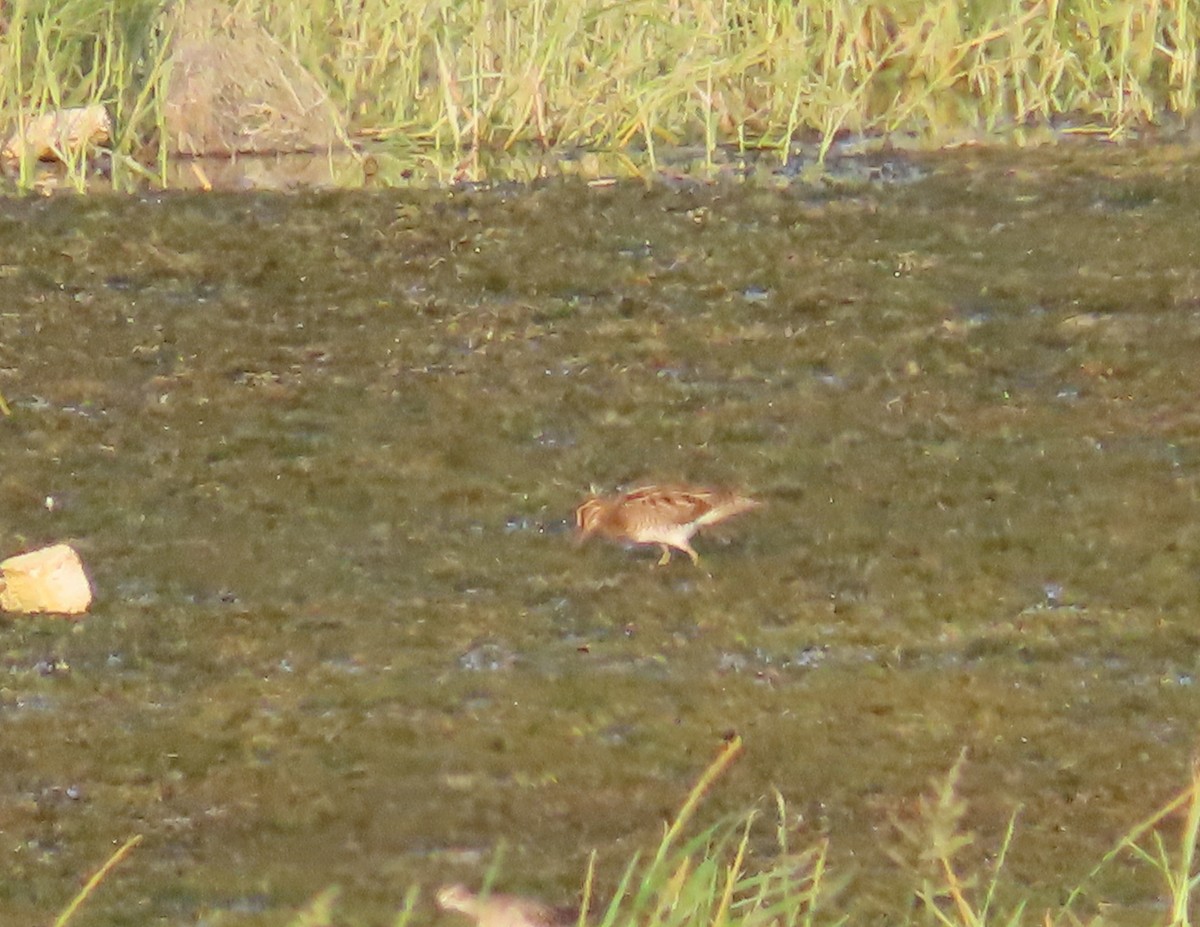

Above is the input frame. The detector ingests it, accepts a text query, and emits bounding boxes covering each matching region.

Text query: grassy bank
[52,741,1200,927]
[1,0,1199,188]
[300,0,1198,155]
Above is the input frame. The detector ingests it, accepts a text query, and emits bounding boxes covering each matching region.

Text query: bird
[574,484,761,566]
[436,884,579,927]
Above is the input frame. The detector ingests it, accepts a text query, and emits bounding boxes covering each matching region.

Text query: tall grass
[47,744,1200,927]
[578,737,840,927]
[415,738,846,927]
[220,0,1200,154]
[399,746,1200,927]
[1,0,1199,189]
[0,0,171,190]
[426,744,1200,927]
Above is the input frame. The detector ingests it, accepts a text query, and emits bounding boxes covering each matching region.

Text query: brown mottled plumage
[575,485,761,565]
[436,885,578,927]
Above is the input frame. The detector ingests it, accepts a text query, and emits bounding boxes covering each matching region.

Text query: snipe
[575,484,761,566]
[436,884,578,927]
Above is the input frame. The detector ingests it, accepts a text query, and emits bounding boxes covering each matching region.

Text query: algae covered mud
[4,147,1200,924]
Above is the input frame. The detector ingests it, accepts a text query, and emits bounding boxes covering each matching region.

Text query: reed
[0,0,1197,188]
[218,0,1200,155]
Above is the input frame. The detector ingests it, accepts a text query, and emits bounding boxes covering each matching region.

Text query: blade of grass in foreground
[1058,757,1200,927]
[52,834,143,927]
[629,736,745,912]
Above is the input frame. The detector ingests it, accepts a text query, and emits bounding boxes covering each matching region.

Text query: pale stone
[0,543,93,616]
[2,105,112,161]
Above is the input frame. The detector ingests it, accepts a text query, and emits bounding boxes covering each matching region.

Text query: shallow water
[4,147,1200,925]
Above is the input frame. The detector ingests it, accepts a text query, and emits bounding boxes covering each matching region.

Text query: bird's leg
[656,545,672,567]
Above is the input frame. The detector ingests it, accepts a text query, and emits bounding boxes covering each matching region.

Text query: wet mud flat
[3,147,1200,924]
